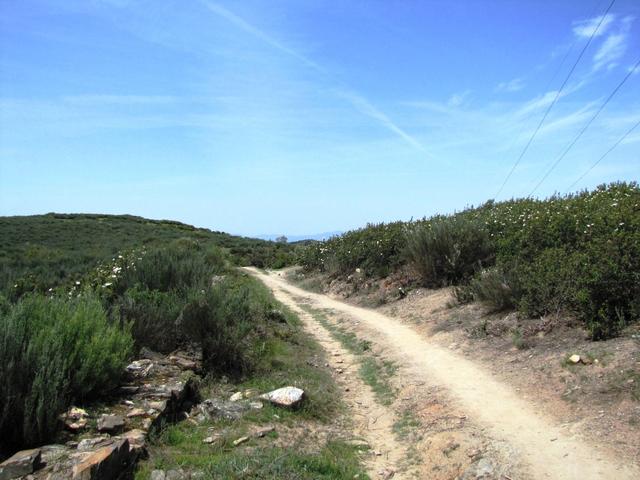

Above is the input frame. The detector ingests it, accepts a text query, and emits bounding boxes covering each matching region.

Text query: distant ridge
[254,231,342,242]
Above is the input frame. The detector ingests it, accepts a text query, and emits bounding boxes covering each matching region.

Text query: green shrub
[406,217,494,287]
[0,293,132,450]
[467,267,521,311]
[115,287,184,353]
[180,275,274,376]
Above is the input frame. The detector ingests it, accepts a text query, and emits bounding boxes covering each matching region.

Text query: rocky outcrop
[0,449,42,480]
[2,349,201,480]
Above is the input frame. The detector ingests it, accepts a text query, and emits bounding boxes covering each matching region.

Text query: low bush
[467,267,521,312]
[406,216,494,287]
[181,275,274,376]
[0,293,132,450]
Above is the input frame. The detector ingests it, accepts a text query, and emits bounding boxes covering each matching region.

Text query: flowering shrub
[299,182,640,339]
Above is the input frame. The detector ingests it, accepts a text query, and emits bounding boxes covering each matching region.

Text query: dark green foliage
[116,287,184,353]
[406,217,494,287]
[0,293,132,450]
[180,275,276,376]
[0,213,295,298]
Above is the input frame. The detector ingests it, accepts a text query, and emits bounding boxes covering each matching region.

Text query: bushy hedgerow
[299,182,640,339]
[0,293,133,450]
[298,222,407,278]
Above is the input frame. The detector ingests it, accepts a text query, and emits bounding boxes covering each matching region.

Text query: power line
[566,117,640,192]
[529,57,640,196]
[493,0,616,199]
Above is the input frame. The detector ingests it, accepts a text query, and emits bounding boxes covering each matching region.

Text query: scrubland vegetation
[298,182,640,340]
[0,213,295,299]
[0,214,296,454]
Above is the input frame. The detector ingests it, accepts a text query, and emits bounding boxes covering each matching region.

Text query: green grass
[392,411,421,441]
[134,300,369,479]
[136,420,369,480]
[299,304,397,406]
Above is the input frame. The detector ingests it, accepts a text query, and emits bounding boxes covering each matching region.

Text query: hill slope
[0,213,294,296]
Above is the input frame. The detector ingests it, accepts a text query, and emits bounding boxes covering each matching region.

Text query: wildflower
[75,281,81,285]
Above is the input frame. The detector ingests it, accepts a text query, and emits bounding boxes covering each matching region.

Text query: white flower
[75,281,81,285]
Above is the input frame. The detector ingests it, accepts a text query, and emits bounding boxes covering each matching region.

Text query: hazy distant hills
[254,231,342,242]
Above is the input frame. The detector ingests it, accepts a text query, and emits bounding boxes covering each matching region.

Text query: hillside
[0,213,294,297]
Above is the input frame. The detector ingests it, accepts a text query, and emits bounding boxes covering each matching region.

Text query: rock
[253,426,275,438]
[249,401,263,410]
[197,399,250,421]
[150,471,166,480]
[569,354,581,364]
[139,347,165,361]
[229,392,243,402]
[462,457,495,480]
[582,356,593,365]
[233,436,249,446]
[243,389,257,398]
[0,448,42,480]
[169,356,197,371]
[147,400,167,412]
[127,408,146,418]
[126,359,153,377]
[121,429,146,454]
[260,387,305,408]
[71,439,132,480]
[61,407,89,432]
[141,418,153,431]
[97,414,126,433]
[77,437,110,451]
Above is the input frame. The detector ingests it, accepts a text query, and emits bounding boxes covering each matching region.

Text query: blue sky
[1,0,639,236]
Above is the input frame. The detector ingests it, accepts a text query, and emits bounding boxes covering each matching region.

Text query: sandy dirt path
[247,269,408,478]
[247,267,640,480]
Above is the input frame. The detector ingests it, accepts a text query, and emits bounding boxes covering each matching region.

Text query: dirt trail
[247,268,640,480]
[248,270,407,478]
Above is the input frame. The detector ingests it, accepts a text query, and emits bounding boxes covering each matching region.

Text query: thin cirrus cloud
[592,16,634,71]
[199,0,426,153]
[572,14,615,38]
[495,77,525,93]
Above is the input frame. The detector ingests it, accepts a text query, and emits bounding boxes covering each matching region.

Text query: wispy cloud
[447,90,471,107]
[496,77,525,93]
[572,14,615,38]
[338,90,426,152]
[592,16,634,71]
[200,1,424,152]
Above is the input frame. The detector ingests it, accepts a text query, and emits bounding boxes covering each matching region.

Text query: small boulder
[97,414,126,433]
[126,408,146,418]
[229,392,243,402]
[260,386,305,408]
[0,448,42,480]
[569,354,581,364]
[61,407,89,432]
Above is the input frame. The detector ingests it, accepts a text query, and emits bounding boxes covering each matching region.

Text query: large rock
[97,414,125,433]
[72,439,132,480]
[195,399,250,421]
[259,386,305,408]
[0,449,42,480]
